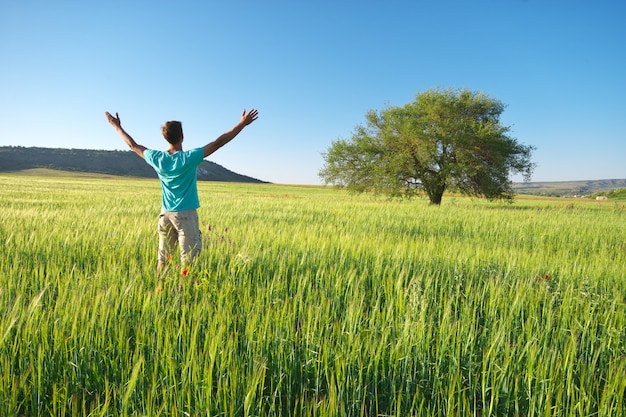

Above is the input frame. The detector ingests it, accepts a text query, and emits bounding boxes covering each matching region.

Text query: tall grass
[1,174,625,416]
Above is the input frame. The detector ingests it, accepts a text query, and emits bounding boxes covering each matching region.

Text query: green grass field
[1,173,625,416]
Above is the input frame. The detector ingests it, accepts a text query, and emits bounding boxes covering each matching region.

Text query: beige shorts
[157,209,202,265]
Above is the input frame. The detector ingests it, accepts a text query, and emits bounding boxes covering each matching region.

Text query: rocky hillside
[0,146,266,183]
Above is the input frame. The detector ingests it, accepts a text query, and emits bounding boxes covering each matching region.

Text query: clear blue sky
[1,0,624,184]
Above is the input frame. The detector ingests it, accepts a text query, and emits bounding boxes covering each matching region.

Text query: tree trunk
[428,190,444,205]
[424,179,445,205]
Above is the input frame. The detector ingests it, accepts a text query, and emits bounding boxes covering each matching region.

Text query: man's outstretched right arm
[203,109,259,158]
[105,112,147,158]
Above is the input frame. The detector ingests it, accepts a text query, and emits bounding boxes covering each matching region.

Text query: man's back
[144,148,204,212]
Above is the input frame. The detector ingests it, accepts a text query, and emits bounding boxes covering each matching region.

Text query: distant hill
[513,178,626,197]
[0,146,267,183]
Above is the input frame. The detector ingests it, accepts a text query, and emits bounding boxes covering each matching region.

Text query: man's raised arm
[203,109,259,158]
[105,112,147,158]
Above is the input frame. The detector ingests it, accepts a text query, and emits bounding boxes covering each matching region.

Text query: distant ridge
[0,146,267,183]
[513,178,626,196]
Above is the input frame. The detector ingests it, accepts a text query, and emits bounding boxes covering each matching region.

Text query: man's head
[162,121,183,144]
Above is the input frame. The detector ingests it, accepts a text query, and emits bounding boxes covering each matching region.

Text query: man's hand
[240,109,259,127]
[105,112,122,129]
[104,111,146,158]
[203,108,259,158]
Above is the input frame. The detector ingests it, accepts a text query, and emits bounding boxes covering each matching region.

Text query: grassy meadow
[0,173,625,416]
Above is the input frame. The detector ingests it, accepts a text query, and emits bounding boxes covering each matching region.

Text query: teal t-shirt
[144,147,205,212]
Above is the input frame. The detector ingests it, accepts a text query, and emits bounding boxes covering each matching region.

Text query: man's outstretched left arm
[105,112,147,158]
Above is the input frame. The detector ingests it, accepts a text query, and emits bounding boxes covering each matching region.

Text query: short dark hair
[161,121,183,144]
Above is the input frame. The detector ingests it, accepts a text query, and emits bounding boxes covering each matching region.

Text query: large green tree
[320,88,535,204]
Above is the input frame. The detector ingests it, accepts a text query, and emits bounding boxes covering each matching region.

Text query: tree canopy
[319,88,535,204]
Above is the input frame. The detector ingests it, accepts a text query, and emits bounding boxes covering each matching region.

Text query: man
[105,108,259,275]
